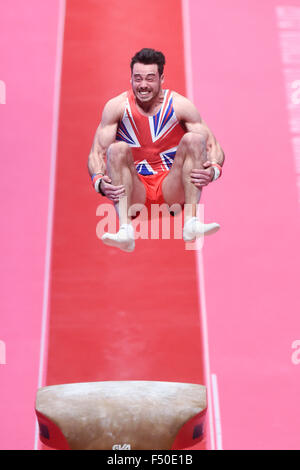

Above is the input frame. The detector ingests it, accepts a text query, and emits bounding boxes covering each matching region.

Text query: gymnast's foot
[101,223,135,252]
[183,217,220,241]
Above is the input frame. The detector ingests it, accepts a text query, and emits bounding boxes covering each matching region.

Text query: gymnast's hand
[190,161,214,188]
[100,175,126,202]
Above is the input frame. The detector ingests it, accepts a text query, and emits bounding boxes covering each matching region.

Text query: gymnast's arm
[87,97,121,177]
[88,94,126,198]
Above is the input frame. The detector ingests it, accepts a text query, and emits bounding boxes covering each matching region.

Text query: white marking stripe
[34,0,66,450]
[276,6,300,206]
[182,0,222,450]
[195,249,216,450]
[181,0,194,102]
[211,373,223,450]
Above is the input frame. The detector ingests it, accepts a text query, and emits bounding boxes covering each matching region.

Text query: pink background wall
[189,0,300,449]
[0,0,61,449]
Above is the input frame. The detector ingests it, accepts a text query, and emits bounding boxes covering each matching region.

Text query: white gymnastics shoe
[183,217,220,241]
[101,223,135,252]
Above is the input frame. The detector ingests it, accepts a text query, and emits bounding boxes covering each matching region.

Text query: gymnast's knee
[107,141,131,166]
[180,131,208,150]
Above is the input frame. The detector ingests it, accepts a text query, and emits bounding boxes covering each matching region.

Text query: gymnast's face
[131,63,164,105]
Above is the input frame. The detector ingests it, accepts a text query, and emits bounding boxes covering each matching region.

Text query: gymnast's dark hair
[130,48,166,76]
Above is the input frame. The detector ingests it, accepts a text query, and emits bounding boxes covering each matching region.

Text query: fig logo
[112,443,131,450]
[291,80,300,105]
[291,340,300,365]
[0,80,6,104]
[0,340,6,365]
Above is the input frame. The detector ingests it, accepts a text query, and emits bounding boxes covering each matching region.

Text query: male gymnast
[88,48,225,252]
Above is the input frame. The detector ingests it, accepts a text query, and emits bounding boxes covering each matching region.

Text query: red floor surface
[44,0,205,450]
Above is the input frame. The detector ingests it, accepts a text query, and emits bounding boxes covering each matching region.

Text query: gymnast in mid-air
[88,48,225,252]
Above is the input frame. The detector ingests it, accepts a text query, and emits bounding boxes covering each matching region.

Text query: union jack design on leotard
[116,89,186,175]
[116,101,141,147]
[160,147,177,171]
[148,92,179,142]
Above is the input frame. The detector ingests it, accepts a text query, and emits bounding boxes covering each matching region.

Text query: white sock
[101,223,135,252]
[183,217,220,241]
